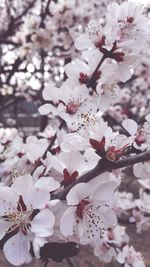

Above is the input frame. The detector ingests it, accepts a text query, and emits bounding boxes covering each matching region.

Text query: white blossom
[60,181,117,244]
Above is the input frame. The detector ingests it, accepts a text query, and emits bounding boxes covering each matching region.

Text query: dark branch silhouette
[53,150,150,200]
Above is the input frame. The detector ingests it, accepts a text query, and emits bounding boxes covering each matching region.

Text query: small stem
[86,42,118,89]
[43,259,49,267]
[31,121,64,175]
[6,57,22,84]
[103,113,131,137]
[40,0,51,27]
[31,134,56,175]
[66,258,78,267]
[87,55,106,88]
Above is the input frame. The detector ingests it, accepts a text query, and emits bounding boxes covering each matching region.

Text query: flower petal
[31,209,55,237]
[23,188,50,209]
[118,63,132,82]
[103,209,117,229]
[11,174,33,195]
[75,33,93,50]
[0,187,18,216]
[122,119,138,135]
[0,220,11,240]
[67,183,91,205]
[90,181,117,201]
[60,207,76,236]
[39,104,56,115]
[3,231,31,266]
[34,177,60,192]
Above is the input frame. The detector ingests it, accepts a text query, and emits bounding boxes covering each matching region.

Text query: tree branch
[0,96,24,113]
[40,0,52,27]
[15,0,38,22]
[53,150,150,200]
[0,39,20,46]
[0,0,38,38]
[87,54,106,88]
[6,57,22,84]
[66,258,78,267]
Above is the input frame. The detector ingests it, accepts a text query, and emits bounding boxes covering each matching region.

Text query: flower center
[3,197,33,235]
[63,169,79,184]
[76,199,90,219]
[66,102,80,114]
[79,73,89,84]
[106,144,129,161]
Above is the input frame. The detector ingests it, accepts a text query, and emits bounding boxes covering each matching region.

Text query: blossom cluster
[0,0,150,266]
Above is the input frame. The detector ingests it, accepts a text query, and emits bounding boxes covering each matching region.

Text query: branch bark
[52,150,150,200]
[87,54,106,88]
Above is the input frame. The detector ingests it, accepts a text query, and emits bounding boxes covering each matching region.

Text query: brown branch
[14,0,38,22]
[0,39,20,46]
[86,43,119,89]
[0,96,24,113]
[53,150,150,200]
[0,0,38,38]
[31,121,64,175]
[66,258,78,267]
[31,134,57,175]
[40,0,52,28]
[87,54,106,88]
[6,57,22,84]
[42,0,51,20]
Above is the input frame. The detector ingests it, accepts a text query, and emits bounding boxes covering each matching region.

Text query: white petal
[107,3,120,18]
[39,104,56,115]
[11,174,33,194]
[43,85,57,100]
[117,251,125,264]
[0,220,11,240]
[34,177,60,192]
[3,231,31,266]
[60,207,76,236]
[0,187,18,216]
[77,219,84,240]
[84,148,100,169]
[91,181,117,201]
[133,162,150,179]
[49,154,64,173]
[75,33,93,50]
[122,119,138,135]
[25,137,49,164]
[138,179,150,190]
[32,165,45,182]
[31,209,55,237]
[11,175,51,210]
[118,63,132,82]
[33,237,47,259]
[145,114,150,122]
[65,59,90,80]
[103,209,117,229]
[67,183,91,205]
[23,188,50,209]
[60,133,89,152]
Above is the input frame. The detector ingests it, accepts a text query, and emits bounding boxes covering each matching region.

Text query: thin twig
[40,0,51,27]
[15,0,37,22]
[0,97,24,113]
[31,121,64,175]
[43,259,49,267]
[66,258,78,267]
[87,54,106,88]
[0,0,38,38]
[6,57,22,84]
[0,39,20,46]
